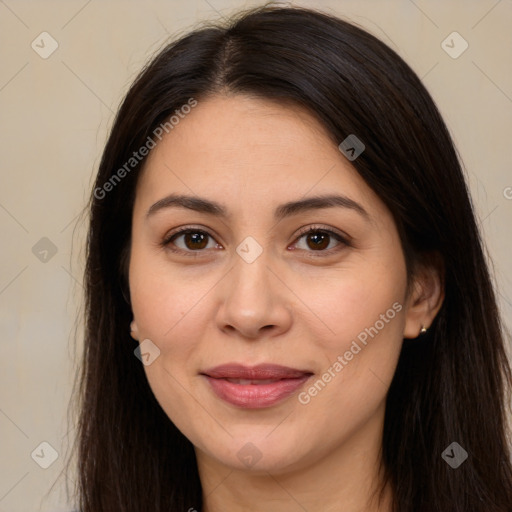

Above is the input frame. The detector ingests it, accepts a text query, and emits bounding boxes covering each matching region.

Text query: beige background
[0,0,511,510]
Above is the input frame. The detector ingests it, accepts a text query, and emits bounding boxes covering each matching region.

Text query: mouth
[200,363,314,409]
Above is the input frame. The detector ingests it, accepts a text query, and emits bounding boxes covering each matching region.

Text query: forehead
[134,94,386,223]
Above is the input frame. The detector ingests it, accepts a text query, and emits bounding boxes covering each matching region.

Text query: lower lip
[203,375,311,408]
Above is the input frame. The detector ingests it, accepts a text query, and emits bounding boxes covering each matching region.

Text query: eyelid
[160,224,220,256]
[294,224,351,245]
[291,224,351,257]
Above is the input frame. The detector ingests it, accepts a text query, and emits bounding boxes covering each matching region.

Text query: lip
[200,363,313,409]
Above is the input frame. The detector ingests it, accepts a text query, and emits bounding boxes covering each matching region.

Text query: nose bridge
[215,233,292,337]
[230,236,275,308]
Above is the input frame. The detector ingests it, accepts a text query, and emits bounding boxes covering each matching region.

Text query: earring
[420,325,428,335]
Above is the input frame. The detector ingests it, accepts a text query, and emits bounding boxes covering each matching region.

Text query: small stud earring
[420,325,428,335]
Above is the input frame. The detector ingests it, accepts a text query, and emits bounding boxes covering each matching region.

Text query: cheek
[130,272,206,356]
[129,239,206,338]
[298,276,405,444]
[128,256,209,432]
[307,256,407,353]
[300,250,407,411]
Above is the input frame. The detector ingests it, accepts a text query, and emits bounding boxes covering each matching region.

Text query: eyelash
[160,224,351,259]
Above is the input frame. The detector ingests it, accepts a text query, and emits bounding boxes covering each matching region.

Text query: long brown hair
[70,4,512,511]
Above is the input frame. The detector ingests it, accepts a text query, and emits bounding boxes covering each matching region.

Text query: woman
[72,4,512,511]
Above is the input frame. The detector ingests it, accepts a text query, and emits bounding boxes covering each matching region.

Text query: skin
[128,94,444,512]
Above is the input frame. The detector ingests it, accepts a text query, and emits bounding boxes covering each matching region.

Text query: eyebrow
[146,193,370,222]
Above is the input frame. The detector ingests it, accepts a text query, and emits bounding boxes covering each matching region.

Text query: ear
[130,319,140,341]
[403,252,445,339]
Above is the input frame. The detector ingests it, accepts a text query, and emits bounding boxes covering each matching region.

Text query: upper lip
[201,363,313,380]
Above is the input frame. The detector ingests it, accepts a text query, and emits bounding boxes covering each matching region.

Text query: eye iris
[307,231,329,250]
[185,232,208,250]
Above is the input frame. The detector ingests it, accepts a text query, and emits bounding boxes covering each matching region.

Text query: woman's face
[128,94,419,475]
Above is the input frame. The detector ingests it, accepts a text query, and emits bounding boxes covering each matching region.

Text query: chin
[200,432,316,475]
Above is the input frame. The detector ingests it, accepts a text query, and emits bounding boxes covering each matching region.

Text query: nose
[214,248,293,340]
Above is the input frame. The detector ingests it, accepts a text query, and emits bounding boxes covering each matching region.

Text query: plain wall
[0,0,511,510]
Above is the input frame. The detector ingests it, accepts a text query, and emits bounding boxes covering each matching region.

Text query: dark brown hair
[70,4,512,511]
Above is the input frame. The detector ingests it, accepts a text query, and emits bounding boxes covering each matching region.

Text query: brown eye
[292,226,350,256]
[179,231,209,250]
[163,228,219,255]
[161,225,349,258]
[304,231,331,250]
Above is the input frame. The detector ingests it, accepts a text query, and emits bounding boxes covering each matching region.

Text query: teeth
[225,378,279,385]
